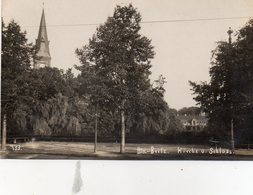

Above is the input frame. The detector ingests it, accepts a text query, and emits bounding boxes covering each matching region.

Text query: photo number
[11,145,22,151]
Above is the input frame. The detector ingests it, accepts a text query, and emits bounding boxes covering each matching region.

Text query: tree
[233,19,253,142]
[76,4,155,153]
[1,20,34,116]
[63,68,79,97]
[178,107,201,116]
[1,20,37,136]
[190,19,253,143]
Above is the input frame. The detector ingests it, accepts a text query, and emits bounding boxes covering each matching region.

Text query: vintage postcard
[1,0,253,160]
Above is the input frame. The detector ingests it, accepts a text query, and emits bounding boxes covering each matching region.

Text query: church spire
[34,7,51,68]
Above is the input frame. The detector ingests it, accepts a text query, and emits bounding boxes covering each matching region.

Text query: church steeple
[34,7,51,68]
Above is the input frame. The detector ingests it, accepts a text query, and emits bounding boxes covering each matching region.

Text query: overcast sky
[2,0,253,109]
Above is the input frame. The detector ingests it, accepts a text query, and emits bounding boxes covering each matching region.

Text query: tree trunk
[231,118,235,154]
[94,111,98,153]
[120,109,125,153]
[1,114,7,151]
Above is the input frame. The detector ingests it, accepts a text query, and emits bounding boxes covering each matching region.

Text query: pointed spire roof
[35,7,51,68]
[37,8,49,44]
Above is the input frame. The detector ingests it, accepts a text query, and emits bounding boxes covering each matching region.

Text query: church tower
[34,8,51,68]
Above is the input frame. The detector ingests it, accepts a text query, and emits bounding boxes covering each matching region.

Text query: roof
[36,8,51,58]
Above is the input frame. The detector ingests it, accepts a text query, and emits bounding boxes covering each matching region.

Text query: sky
[1,160,253,195]
[2,0,253,109]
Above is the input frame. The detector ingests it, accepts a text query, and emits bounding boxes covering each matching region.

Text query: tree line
[1,5,182,152]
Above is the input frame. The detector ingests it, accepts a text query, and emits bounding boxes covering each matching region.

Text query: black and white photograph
[1,0,253,160]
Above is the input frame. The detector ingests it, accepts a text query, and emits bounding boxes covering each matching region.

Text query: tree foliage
[1,20,34,115]
[178,107,201,116]
[190,19,253,142]
[76,4,154,108]
[1,20,81,135]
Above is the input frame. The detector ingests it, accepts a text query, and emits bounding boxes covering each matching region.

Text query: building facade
[178,114,208,132]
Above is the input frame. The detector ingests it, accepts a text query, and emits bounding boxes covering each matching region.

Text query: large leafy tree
[1,20,35,124]
[233,19,253,142]
[76,4,155,153]
[190,19,253,143]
